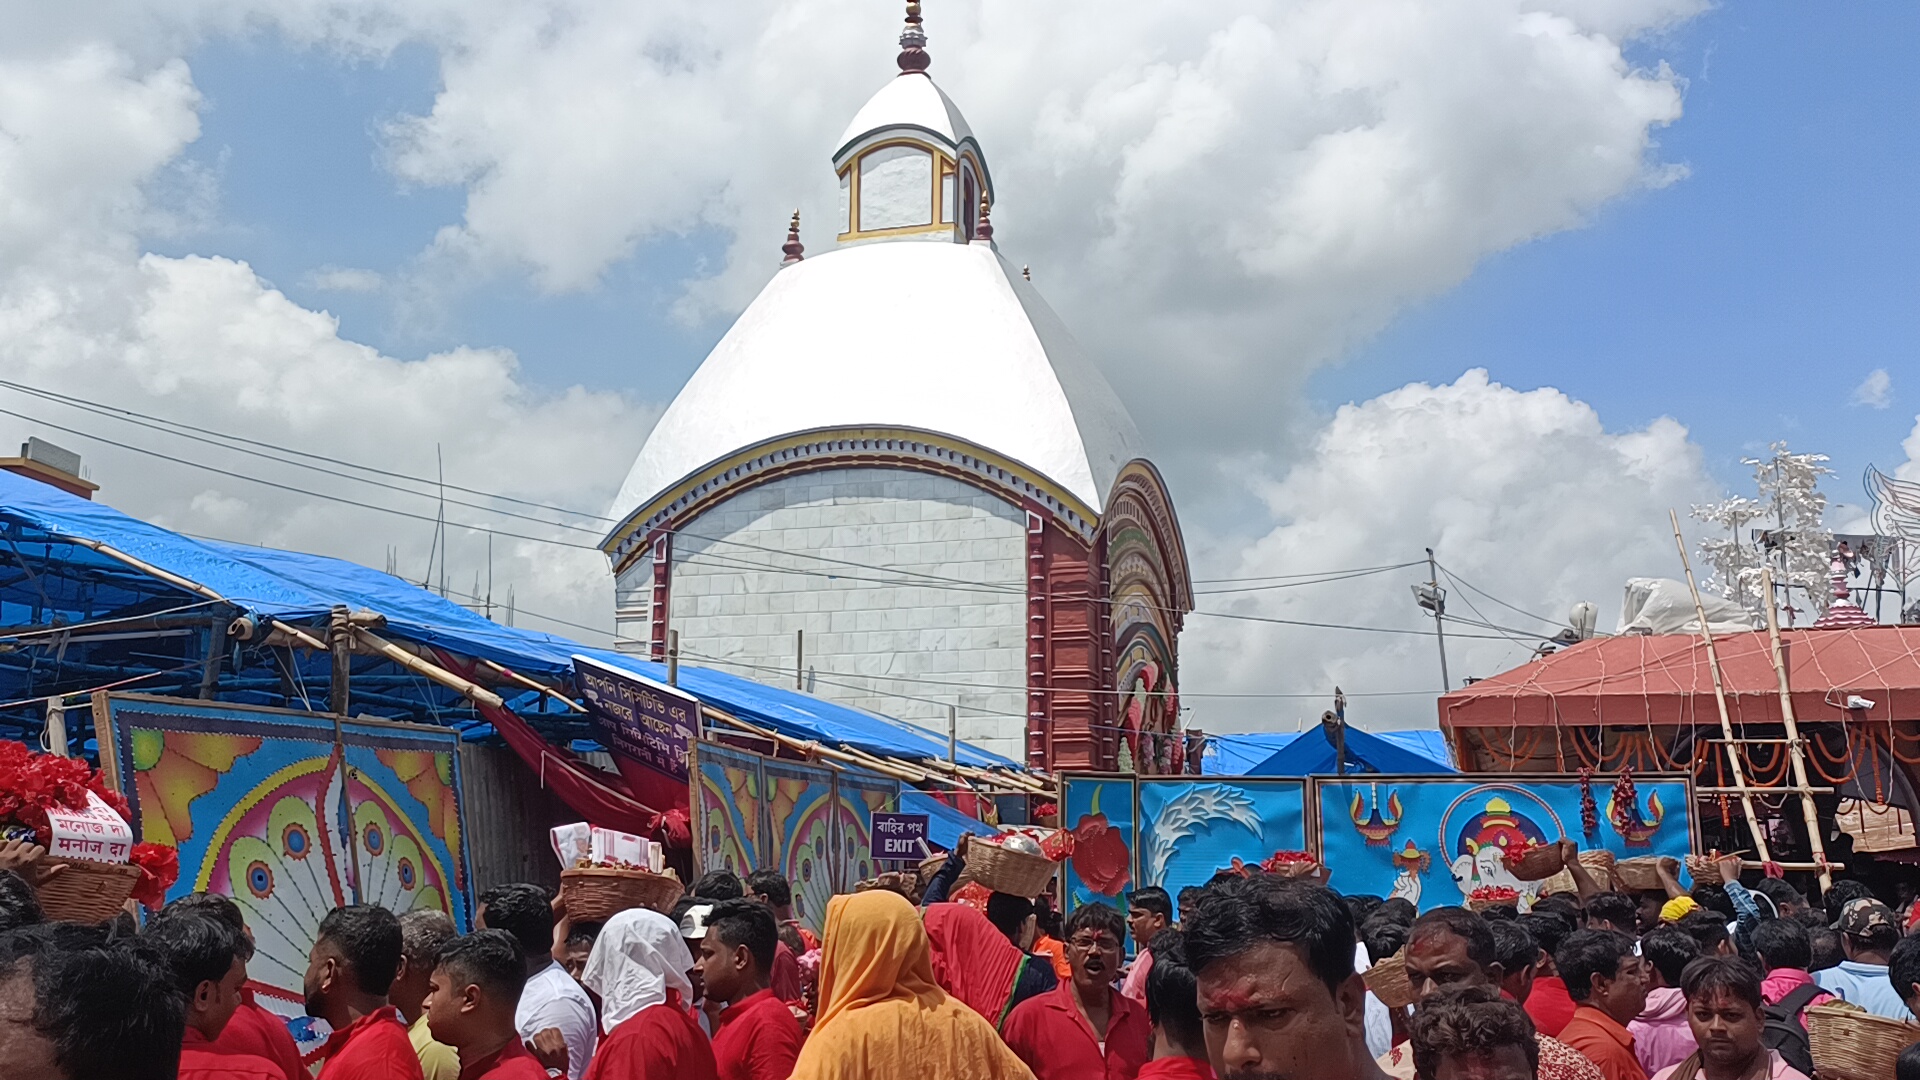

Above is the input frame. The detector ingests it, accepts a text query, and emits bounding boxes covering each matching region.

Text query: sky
[0,0,1915,735]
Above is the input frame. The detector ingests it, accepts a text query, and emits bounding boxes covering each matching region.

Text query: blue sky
[159,4,1918,514]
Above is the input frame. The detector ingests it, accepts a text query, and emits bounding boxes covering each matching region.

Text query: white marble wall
[613,467,1029,762]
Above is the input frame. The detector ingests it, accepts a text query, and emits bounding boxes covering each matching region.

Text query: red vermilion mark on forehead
[1199,986,1260,1013]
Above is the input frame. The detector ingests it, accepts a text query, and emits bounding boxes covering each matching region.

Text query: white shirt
[516,961,599,1080]
[1356,941,1395,1059]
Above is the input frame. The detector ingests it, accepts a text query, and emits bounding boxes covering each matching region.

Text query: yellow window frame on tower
[837,138,958,241]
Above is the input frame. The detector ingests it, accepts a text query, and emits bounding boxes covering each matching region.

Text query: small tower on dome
[832,2,993,247]
[780,211,805,266]
[1811,544,1878,629]
[971,194,993,245]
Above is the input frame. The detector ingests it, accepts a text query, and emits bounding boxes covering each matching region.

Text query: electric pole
[1411,548,1452,692]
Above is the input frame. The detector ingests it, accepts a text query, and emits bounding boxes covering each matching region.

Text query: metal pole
[1761,567,1834,894]
[668,629,680,687]
[1428,548,1451,691]
[44,698,67,757]
[948,704,957,765]
[1669,510,1773,865]
[796,629,805,691]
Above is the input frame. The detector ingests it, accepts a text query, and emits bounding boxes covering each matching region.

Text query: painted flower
[1070,812,1130,895]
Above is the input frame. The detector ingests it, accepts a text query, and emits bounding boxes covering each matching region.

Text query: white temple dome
[834,72,979,169]
[610,240,1142,517]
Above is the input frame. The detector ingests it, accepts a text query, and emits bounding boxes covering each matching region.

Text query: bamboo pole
[1670,510,1773,865]
[477,658,587,714]
[350,627,506,710]
[1760,567,1833,894]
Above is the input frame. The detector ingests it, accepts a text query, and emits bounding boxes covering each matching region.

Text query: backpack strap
[1775,981,1824,1017]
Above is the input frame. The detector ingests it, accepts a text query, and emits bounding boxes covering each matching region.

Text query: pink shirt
[1760,968,1834,1012]
[1651,1050,1809,1080]
[1120,948,1154,1003]
[1628,987,1696,1077]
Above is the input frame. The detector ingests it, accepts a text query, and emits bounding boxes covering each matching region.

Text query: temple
[600,4,1191,772]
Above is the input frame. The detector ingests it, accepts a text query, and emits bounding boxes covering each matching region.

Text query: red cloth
[582,1000,718,1080]
[924,903,1026,1026]
[457,1040,549,1080]
[781,920,820,953]
[215,999,310,1080]
[318,1006,426,1080]
[1526,975,1578,1037]
[1002,981,1152,1080]
[180,1028,289,1080]
[770,941,803,1003]
[1134,1057,1215,1079]
[711,989,804,1080]
[1559,1006,1648,1080]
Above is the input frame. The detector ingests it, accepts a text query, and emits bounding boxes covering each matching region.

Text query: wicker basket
[958,841,1056,898]
[1267,858,1325,881]
[1466,894,1520,914]
[559,867,683,921]
[1502,844,1565,882]
[1808,1002,1920,1080]
[35,858,141,923]
[1614,856,1667,892]
[1362,950,1416,1009]
[1538,849,1615,897]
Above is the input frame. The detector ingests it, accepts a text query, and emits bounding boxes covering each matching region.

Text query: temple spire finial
[973,194,994,243]
[897,1,930,75]
[781,211,805,265]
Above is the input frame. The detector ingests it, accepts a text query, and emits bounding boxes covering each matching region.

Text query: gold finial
[781,210,804,265]
[898,1,930,74]
[973,193,993,242]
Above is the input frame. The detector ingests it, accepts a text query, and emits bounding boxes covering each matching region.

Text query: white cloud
[1853,368,1892,409]
[1181,370,1721,730]
[304,265,384,293]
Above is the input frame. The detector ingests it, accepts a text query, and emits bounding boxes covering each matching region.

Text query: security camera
[1846,695,1876,711]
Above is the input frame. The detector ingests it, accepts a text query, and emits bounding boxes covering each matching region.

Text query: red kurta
[180,1026,290,1080]
[318,1006,427,1080]
[770,941,803,1003]
[1526,976,1578,1038]
[1559,1006,1648,1080]
[457,1040,550,1080]
[1002,981,1151,1080]
[711,989,804,1080]
[215,998,310,1080]
[1134,1056,1215,1079]
[582,1000,718,1080]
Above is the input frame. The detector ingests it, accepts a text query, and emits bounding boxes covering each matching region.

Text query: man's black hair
[1583,892,1639,931]
[706,899,778,972]
[399,909,457,974]
[1344,894,1384,930]
[986,892,1036,942]
[1408,907,1499,970]
[1690,884,1735,919]
[744,869,792,908]
[1376,897,1418,926]
[1640,925,1700,986]
[566,921,604,951]
[1807,924,1843,972]
[1175,887,1205,924]
[0,868,42,933]
[1361,914,1410,966]
[1676,910,1730,954]
[1824,879,1874,925]
[0,924,185,1080]
[1555,929,1635,1003]
[1753,879,1804,914]
[1791,908,1828,930]
[1034,894,1063,938]
[1887,935,1920,1007]
[690,869,745,901]
[316,904,404,994]
[1752,918,1812,973]
[1065,901,1127,945]
[1143,928,1202,1051]
[1409,985,1539,1080]
[1529,895,1581,926]
[1488,919,1538,977]
[1900,1040,1920,1080]
[437,930,529,1007]
[155,893,252,961]
[1184,877,1355,995]
[1678,954,1763,1010]
[1130,886,1174,922]
[669,895,701,928]
[145,911,245,997]
[476,884,553,962]
[1516,912,1573,959]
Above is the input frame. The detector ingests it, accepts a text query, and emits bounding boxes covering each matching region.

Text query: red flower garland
[1469,885,1519,902]
[129,843,180,909]
[0,743,180,906]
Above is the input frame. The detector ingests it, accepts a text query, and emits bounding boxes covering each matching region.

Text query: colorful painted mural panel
[832,770,898,889]
[1137,778,1307,903]
[1313,774,1695,909]
[694,742,765,877]
[1060,774,1136,911]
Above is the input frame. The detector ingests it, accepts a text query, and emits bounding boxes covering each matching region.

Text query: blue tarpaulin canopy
[1203,726,1455,776]
[899,789,993,850]
[0,470,1017,770]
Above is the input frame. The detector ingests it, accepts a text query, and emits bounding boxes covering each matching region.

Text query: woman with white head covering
[580,908,718,1080]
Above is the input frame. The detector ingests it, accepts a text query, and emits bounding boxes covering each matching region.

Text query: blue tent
[899,789,993,850]
[0,470,1016,770]
[1202,725,1454,776]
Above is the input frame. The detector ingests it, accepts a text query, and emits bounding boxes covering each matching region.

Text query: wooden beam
[1761,567,1834,895]
[350,626,506,710]
[477,658,587,714]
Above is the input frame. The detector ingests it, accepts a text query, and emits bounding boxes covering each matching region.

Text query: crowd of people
[3,838,1920,1080]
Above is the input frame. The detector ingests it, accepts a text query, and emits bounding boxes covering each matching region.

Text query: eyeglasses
[1068,935,1121,951]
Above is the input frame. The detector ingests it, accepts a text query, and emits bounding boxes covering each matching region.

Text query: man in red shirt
[1003,901,1150,1080]
[304,904,425,1080]
[1554,929,1650,1080]
[164,893,313,1080]
[1519,911,1579,1037]
[148,913,288,1080]
[1134,929,1213,1079]
[425,929,548,1080]
[695,900,804,1080]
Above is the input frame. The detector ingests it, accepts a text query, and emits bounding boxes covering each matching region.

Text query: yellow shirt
[409,1012,462,1080]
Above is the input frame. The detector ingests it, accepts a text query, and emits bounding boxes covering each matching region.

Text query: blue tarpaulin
[1202,726,1455,776]
[0,471,1017,769]
[899,789,992,850]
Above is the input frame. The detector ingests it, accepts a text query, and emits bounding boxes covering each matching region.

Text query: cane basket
[1539,849,1615,896]
[35,858,141,923]
[958,842,1056,898]
[559,867,683,921]
[1466,895,1520,914]
[1808,1001,1920,1080]
[1362,950,1416,1009]
[1613,856,1665,892]
[1503,845,1565,882]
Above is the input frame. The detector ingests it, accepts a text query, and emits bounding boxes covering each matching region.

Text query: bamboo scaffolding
[1761,567,1834,894]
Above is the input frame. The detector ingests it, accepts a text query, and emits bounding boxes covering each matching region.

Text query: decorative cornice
[602,426,1102,573]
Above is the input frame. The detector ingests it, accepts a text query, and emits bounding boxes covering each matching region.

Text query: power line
[1433,559,1564,629]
